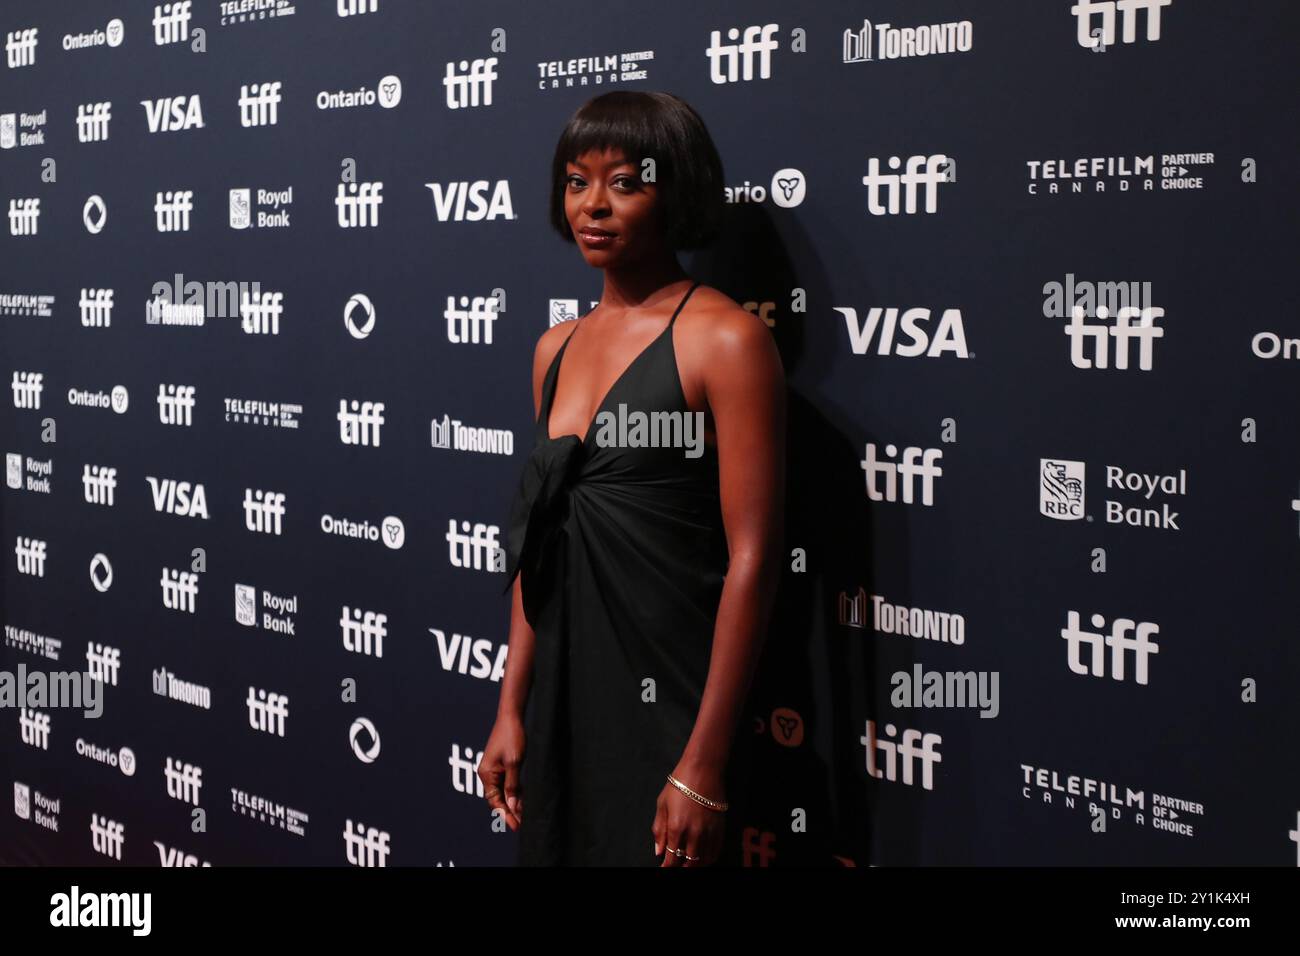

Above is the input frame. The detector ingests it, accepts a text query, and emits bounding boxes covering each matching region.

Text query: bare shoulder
[533,318,579,371]
[528,319,580,413]
[679,285,781,368]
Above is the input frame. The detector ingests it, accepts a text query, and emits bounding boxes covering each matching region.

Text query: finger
[504,761,522,818]
[661,823,682,868]
[682,829,701,868]
[479,766,517,830]
[651,805,665,860]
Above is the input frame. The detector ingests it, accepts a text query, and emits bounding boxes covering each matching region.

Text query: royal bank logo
[8,454,52,494]
[230,187,292,229]
[234,584,297,635]
[1,109,47,149]
[1040,458,1186,531]
[1041,458,1086,520]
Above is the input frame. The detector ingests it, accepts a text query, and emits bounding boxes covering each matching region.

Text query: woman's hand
[652,765,727,867]
[478,712,525,831]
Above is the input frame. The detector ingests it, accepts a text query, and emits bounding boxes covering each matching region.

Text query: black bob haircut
[549,91,725,251]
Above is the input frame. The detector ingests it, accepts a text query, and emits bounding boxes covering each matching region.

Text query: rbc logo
[1041,458,1085,520]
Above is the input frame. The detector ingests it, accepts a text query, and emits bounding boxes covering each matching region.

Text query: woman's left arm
[654,308,786,865]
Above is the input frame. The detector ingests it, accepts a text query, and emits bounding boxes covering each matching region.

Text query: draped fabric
[501,281,742,865]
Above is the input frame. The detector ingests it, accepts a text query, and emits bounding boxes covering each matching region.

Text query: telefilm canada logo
[1020,762,1208,838]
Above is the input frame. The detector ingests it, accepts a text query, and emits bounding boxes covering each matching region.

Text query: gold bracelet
[667,773,728,812]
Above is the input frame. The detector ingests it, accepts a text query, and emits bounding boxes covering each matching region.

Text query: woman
[479,91,785,867]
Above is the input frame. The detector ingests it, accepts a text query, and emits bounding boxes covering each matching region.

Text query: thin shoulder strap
[668,280,702,328]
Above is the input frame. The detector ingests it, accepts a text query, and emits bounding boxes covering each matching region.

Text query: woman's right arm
[479,321,574,829]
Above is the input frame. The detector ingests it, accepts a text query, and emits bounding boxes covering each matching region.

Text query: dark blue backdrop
[2,0,1296,866]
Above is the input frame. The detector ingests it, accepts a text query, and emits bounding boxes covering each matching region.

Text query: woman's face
[564,147,662,265]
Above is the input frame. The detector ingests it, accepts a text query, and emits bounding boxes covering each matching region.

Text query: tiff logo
[153,2,193,46]
[19,707,51,749]
[158,384,197,425]
[444,57,498,109]
[861,720,943,790]
[80,289,115,326]
[15,536,47,576]
[76,102,112,142]
[343,819,390,866]
[8,198,39,235]
[862,154,951,215]
[1062,610,1160,685]
[164,757,202,805]
[243,489,286,535]
[338,0,379,15]
[1072,0,1172,50]
[241,290,284,334]
[862,443,943,506]
[448,743,484,797]
[83,465,118,506]
[160,568,199,613]
[341,606,387,658]
[706,23,779,84]
[338,400,385,446]
[247,687,289,736]
[90,813,125,859]
[12,372,44,409]
[447,520,502,571]
[5,28,38,68]
[154,190,194,232]
[336,182,383,228]
[1066,305,1165,370]
[86,643,121,685]
[446,295,499,344]
[238,81,282,127]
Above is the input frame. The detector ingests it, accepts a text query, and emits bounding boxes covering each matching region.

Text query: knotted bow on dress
[501,434,584,628]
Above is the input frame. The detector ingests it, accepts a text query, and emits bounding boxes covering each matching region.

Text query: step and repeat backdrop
[2,0,1296,866]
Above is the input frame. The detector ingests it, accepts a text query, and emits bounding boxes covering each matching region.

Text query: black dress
[502,280,740,865]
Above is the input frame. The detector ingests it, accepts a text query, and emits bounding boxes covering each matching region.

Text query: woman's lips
[579,228,616,247]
